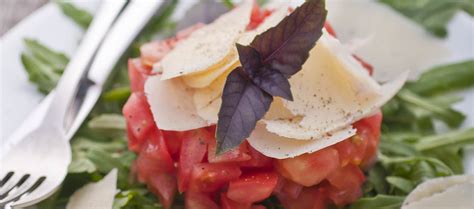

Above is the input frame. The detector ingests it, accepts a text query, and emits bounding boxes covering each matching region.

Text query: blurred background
[0,0,47,35]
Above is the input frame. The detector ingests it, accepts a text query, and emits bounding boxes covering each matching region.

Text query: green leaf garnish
[55,0,93,29]
[216,0,327,153]
[21,39,68,93]
[407,60,474,95]
[380,0,474,37]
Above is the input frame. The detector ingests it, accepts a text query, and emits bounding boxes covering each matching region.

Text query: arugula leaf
[24,38,69,73]
[397,89,465,128]
[386,176,414,194]
[350,195,405,209]
[216,0,327,153]
[21,51,62,93]
[88,114,126,137]
[222,0,234,9]
[414,128,474,151]
[103,87,131,102]
[380,0,474,37]
[367,164,389,194]
[113,190,163,209]
[407,60,474,95]
[55,0,93,29]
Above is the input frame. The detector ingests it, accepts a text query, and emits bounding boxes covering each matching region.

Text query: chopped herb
[216,0,327,153]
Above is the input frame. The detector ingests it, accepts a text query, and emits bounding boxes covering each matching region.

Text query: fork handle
[41,0,127,130]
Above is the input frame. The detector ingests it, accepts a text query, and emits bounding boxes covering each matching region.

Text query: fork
[0,1,127,207]
[0,0,167,207]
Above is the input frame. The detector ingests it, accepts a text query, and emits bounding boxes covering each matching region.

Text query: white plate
[0,0,473,172]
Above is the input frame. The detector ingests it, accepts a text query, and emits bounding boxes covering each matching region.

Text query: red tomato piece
[250,205,266,209]
[135,130,174,181]
[279,178,303,200]
[277,187,328,209]
[326,164,365,190]
[333,139,357,167]
[128,58,151,92]
[327,183,363,206]
[208,138,251,163]
[326,165,365,206]
[123,92,156,152]
[240,143,273,168]
[205,125,217,134]
[355,112,382,167]
[178,129,212,192]
[162,131,183,157]
[185,192,219,209]
[146,130,174,171]
[275,148,340,187]
[227,172,278,203]
[324,22,337,37]
[140,41,173,67]
[247,4,272,30]
[189,163,242,192]
[148,172,177,209]
[221,193,251,209]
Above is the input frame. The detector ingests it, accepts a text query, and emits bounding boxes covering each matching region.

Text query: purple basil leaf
[237,40,293,100]
[250,0,327,77]
[236,43,262,77]
[216,67,273,154]
[216,0,327,153]
[252,68,293,100]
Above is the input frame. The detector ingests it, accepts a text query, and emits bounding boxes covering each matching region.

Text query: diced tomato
[206,125,217,134]
[275,148,340,187]
[355,112,382,167]
[189,163,242,192]
[240,143,273,168]
[227,172,278,203]
[139,130,175,175]
[140,41,173,67]
[327,164,365,191]
[208,138,251,163]
[333,139,357,167]
[185,192,219,209]
[335,135,368,166]
[148,172,177,209]
[250,205,266,209]
[277,187,328,209]
[128,59,151,92]
[276,178,303,199]
[356,111,382,136]
[325,165,365,206]
[353,55,374,76]
[221,193,251,209]
[247,4,272,31]
[324,22,337,37]
[123,92,157,152]
[326,183,363,206]
[162,131,183,157]
[178,129,212,192]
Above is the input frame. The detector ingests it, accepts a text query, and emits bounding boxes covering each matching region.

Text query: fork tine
[0,174,36,205]
[4,176,45,207]
[0,172,14,187]
[0,173,27,199]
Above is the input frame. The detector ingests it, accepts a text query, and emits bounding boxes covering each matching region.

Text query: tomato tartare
[123,4,383,209]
